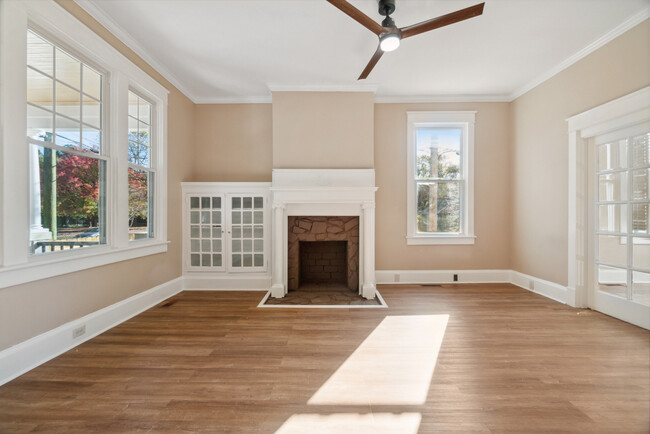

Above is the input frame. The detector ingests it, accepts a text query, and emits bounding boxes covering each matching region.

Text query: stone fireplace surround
[270,169,377,299]
[288,216,359,291]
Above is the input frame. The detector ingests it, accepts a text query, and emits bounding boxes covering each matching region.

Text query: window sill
[0,241,169,289]
[406,235,476,245]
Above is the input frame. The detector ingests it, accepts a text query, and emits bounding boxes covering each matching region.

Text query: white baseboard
[509,271,568,304]
[376,269,511,284]
[376,269,568,304]
[0,276,183,387]
[183,274,271,291]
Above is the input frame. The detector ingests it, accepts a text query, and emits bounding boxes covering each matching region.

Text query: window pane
[139,99,151,125]
[31,145,105,254]
[416,128,461,179]
[232,226,241,238]
[82,94,101,129]
[632,169,648,201]
[190,197,199,209]
[633,239,650,271]
[27,31,53,75]
[128,91,138,118]
[254,197,263,208]
[55,48,81,90]
[128,168,152,240]
[55,115,80,149]
[633,204,649,234]
[631,133,649,167]
[632,271,650,306]
[83,65,102,101]
[598,172,625,202]
[55,82,81,120]
[81,125,100,154]
[27,105,53,142]
[138,122,150,147]
[417,182,460,233]
[191,254,200,266]
[597,264,627,299]
[598,204,625,233]
[597,140,627,171]
[254,254,263,267]
[27,68,53,111]
[598,235,627,266]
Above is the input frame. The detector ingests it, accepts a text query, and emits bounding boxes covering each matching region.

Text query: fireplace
[300,241,347,284]
[270,169,377,299]
[288,216,359,291]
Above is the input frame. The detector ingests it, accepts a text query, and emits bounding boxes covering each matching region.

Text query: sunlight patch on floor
[275,412,422,434]
[308,314,449,406]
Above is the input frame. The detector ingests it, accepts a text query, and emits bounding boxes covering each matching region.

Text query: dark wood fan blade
[400,2,485,39]
[358,46,384,80]
[327,0,384,35]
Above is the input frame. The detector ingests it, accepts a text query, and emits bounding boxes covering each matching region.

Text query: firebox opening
[299,241,347,287]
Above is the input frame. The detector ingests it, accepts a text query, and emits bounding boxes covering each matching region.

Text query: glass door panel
[188,195,224,270]
[594,131,650,327]
[228,194,266,272]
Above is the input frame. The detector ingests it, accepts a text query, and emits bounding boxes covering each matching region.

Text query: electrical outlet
[72,325,86,339]
[453,274,458,282]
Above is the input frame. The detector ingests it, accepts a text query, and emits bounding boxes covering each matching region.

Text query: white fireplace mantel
[270,169,378,299]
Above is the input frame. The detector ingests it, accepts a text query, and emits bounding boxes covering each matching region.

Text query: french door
[591,127,650,328]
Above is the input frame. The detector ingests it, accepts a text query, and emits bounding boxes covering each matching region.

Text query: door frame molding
[567,86,650,316]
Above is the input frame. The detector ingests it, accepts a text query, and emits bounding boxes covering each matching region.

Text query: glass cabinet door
[229,194,266,271]
[188,195,224,270]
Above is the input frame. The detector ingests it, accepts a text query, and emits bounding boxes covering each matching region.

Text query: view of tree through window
[415,128,462,233]
[26,30,106,254]
[128,91,154,240]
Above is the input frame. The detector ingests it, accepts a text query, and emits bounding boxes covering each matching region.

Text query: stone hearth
[288,217,359,291]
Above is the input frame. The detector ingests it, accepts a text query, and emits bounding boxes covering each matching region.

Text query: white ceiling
[80,0,649,103]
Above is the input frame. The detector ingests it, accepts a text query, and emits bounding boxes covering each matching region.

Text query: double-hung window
[0,0,168,288]
[406,111,476,245]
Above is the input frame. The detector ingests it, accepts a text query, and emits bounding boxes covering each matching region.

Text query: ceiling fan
[327,0,485,79]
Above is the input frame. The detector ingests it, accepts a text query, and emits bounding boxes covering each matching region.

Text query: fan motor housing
[378,0,396,16]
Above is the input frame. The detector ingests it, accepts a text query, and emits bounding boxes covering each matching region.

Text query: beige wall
[192,104,272,182]
[272,92,374,169]
[510,19,650,286]
[375,102,512,270]
[0,1,195,351]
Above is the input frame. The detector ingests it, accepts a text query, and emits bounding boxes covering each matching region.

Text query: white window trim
[406,111,476,245]
[0,0,169,289]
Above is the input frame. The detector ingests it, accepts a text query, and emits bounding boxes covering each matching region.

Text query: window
[0,0,168,288]
[27,30,107,254]
[128,91,154,240]
[406,112,475,245]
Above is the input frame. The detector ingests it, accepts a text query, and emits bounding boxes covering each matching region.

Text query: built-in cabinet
[182,183,271,276]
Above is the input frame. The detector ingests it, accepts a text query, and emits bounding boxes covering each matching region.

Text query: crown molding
[268,84,379,93]
[74,1,648,106]
[194,95,272,104]
[510,8,649,101]
[374,94,511,103]
[74,0,199,103]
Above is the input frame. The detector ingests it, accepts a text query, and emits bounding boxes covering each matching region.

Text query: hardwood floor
[0,284,648,433]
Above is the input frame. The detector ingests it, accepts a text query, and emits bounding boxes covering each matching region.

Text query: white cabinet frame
[182,183,271,276]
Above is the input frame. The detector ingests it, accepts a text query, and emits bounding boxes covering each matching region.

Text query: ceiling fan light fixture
[379,33,400,52]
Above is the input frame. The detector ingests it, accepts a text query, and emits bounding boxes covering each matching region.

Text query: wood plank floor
[0,284,648,433]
